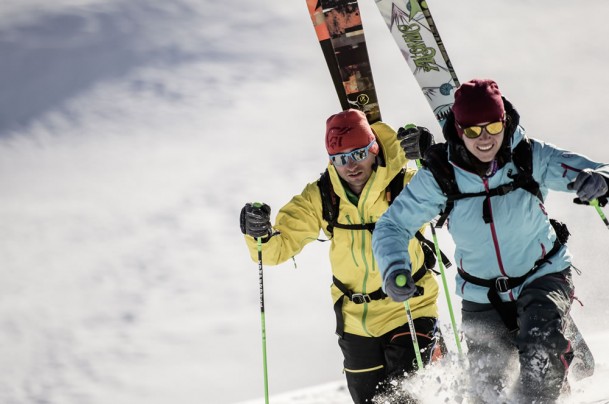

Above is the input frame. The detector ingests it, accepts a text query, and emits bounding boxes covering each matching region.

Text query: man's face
[333,150,376,194]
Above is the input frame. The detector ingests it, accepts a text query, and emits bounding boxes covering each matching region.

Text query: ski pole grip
[395,274,407,287]
[252,202,265,244]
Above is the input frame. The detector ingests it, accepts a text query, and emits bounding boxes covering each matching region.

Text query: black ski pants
[337,317,441,404]
[461,268,575,403]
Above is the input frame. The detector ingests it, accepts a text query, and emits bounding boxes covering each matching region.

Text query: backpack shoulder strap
[511,136,543,201]
[422,143,458,195]
[386,168,406,205]
[422,143,458,227]
[317,169,339,235]
[317,167,409,235]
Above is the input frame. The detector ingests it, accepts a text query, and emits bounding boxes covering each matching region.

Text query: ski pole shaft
[429,224,463,355]
[252,202,270,404]
[257,236,270,404]
[396,275,423,370]
[590,199,609,230]
[406,144,463,355]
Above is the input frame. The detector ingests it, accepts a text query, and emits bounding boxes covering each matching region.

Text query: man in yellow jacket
[240,109,441,403]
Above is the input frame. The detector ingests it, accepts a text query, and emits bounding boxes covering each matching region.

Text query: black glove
[573,196,608,207]
[397,125,435,160]
[240,202,273,239]
[567,169,609,202]
[383,269,417,302]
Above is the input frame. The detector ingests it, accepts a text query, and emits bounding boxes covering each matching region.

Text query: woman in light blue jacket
[372,79,609,403]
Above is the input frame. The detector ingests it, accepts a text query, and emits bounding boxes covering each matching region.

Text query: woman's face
[461,122,505,163]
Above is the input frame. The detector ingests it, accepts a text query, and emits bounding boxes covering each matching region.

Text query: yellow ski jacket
[244,121,439,337]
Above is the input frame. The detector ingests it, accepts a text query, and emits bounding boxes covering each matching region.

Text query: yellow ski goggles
[459,120,505,139]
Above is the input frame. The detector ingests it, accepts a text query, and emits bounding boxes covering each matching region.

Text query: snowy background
[1,0,608,403]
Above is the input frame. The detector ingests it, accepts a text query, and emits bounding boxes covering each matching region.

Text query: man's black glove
[383,269,417,302]
[397,125,435,160]
[240,202,273,239]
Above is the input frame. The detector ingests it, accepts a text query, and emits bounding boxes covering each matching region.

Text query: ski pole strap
[457,238,562,331]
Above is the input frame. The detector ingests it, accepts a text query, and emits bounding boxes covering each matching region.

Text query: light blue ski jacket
[373,123,609,304]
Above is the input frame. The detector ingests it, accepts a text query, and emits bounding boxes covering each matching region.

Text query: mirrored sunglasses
[459,120,505,139]
[329,140,376,167]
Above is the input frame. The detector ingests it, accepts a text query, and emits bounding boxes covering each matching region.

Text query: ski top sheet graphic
[307,0,382,124]
[374,0,459,127]
[306,0,350,111]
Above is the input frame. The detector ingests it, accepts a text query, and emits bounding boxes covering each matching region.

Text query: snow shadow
[0,2,207,136]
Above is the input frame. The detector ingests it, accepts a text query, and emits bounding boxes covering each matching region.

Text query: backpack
[316,167,451,268]
[317,168,406,235]
[317,167,449,337]
[423,136,544,227]
[423,136,570,242]
[423,136,571,331]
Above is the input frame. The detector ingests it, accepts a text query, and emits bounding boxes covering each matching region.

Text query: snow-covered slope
[238,330,609,404]
[0,1,608,404]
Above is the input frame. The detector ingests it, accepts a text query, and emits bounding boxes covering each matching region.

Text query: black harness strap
[329,224,451,270]
[457,238,562,331]
[425,138,542,227]
[332,259,429,337]
[423,138,571,331]
[318,167,452,336]
[317,169,339,235]
[415,231,451,270]
[318,168,408,235]
[331,222,376,232]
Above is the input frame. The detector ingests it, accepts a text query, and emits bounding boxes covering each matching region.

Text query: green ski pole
[590,199,609,230]
[429,224,463,355]
[395,274,423,370]
[253,204,270,404]
[404,124,463,355]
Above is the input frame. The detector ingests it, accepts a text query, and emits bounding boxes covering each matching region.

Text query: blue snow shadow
[0,3,206,136]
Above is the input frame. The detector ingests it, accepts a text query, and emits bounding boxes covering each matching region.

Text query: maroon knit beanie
[452,79,505,135]
[325,109,379,155]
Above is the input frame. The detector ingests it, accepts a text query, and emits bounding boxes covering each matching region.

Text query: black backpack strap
[318,168,407,236]
[422,143,458,227]
[458,237,563,331]
[332,257,427,337]
[317,169,339,235]
[332,275,388,337]
[415,231,452,270]
[510,137,543,202]
[387,168,406,205]
[423,138,545,226]
[332,276,387,304]
[332,222,377,232]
